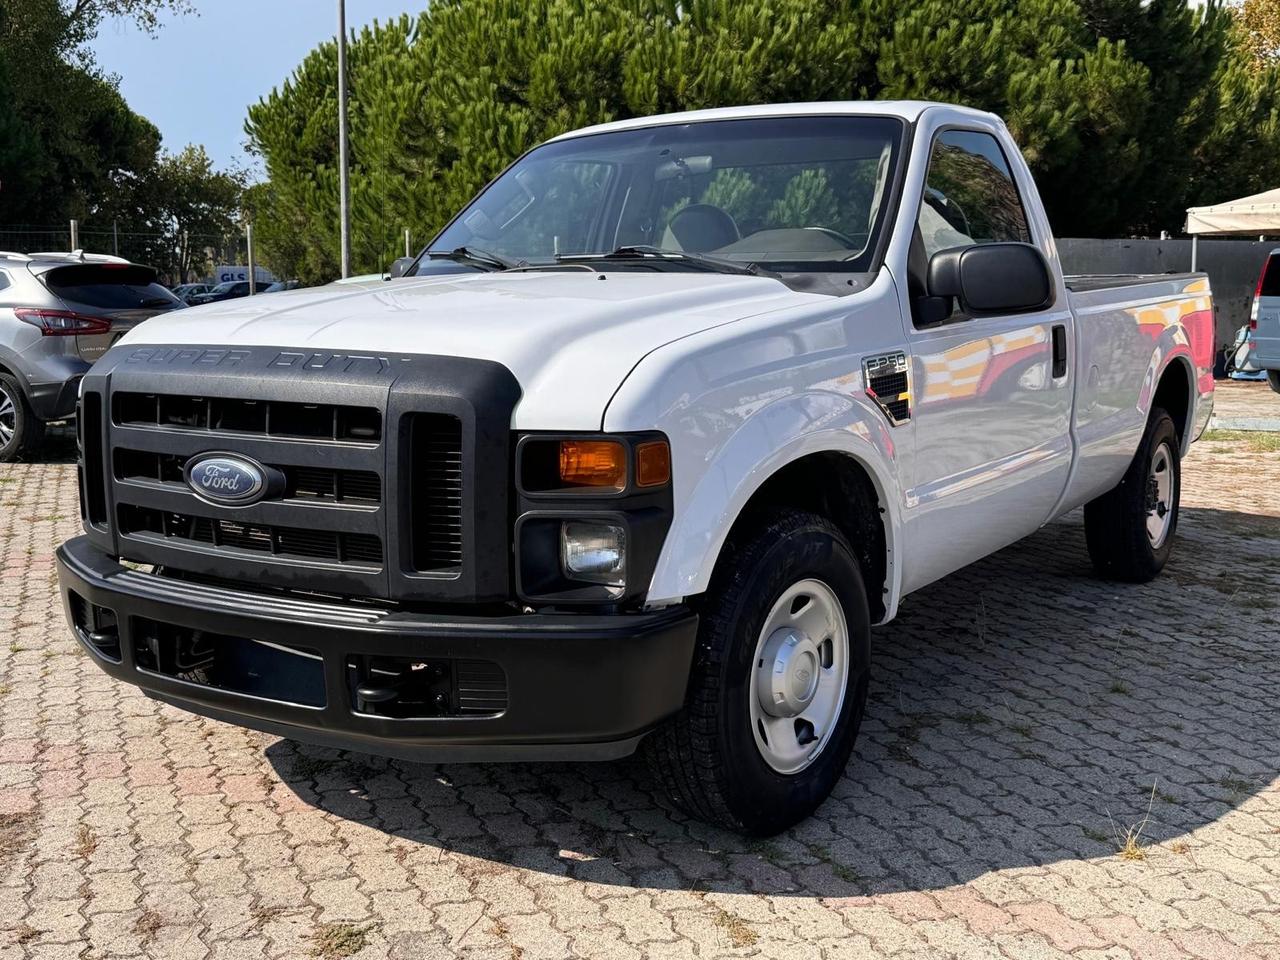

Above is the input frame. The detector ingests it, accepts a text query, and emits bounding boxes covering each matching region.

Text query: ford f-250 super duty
[57,102,1215,835]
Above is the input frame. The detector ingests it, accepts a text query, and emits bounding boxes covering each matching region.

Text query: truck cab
[58,102,1213,835]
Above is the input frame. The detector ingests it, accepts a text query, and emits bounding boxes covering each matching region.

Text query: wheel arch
[1151,354,1194,451]
[646,427,903,624]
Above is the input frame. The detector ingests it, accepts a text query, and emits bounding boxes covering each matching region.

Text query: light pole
[337,0,352,279]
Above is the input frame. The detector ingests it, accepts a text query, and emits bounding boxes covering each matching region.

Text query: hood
[117,270,829,428]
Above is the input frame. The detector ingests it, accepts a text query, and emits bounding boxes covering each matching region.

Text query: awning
[1185,188,1280,235]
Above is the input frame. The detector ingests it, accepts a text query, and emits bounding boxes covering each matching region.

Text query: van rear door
[1253,252,1280,368]
[36,263,184,363]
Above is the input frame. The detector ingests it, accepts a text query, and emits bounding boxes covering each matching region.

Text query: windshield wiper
[424,245,520,271]
[557,245,765,277]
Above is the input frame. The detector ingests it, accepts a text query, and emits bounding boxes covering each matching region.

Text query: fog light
[561,521,626,593]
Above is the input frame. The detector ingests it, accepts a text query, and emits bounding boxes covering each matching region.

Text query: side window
[0,270,9,292]
[917,130,1030,259]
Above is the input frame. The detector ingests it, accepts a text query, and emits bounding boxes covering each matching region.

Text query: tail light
[15,308,111,336]
[1251,259,1269,330]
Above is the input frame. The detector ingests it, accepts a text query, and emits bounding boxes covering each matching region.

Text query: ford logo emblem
[184,454,268,505]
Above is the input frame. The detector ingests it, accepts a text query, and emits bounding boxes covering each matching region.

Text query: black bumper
[28,376,82,421]
[57,536,698,762]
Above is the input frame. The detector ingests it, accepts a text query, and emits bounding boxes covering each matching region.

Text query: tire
[643,509,871,836]
[0,374,44,463]
[1268,370,1280,395]
[1083,407,1180,583]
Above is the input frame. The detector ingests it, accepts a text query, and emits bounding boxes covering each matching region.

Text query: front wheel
[0,374,44,463]
[643,510,871,836]
[1084,407,1180,582]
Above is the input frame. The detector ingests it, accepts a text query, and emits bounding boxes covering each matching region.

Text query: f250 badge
[184,455,268,505]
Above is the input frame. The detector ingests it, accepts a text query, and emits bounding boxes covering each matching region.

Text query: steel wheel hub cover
[756,629,822,717]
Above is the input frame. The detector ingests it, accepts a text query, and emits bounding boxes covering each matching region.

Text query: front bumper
[57,536,698,762]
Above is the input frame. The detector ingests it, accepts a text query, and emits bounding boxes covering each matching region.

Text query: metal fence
[1058,237,1273,347]
[0,224,244,284]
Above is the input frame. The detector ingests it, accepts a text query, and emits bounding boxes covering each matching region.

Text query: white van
[1251,249,1280,392]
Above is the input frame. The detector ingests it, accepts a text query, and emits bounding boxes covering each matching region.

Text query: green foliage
[0,0,202,227]
[246,0,1280,282]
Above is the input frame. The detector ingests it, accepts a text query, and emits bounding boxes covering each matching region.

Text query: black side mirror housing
[388,256,416,278]
[926,242,1053,318]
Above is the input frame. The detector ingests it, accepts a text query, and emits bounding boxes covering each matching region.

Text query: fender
[643,390,905,622]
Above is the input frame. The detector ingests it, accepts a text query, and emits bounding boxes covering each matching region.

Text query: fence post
[405,228,411,258]
[69,219,79,251]
[113,221,119,257]
[246,224,256,295]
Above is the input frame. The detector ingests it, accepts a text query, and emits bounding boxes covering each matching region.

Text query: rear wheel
[0,374,43,463]
[1268,370,1280,395]
[1084,407,1180,582]
[643,510,871,836]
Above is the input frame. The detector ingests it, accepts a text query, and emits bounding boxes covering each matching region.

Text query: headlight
[561,520,627,593]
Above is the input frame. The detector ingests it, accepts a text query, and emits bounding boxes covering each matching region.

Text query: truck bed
[1065,272,1203,294]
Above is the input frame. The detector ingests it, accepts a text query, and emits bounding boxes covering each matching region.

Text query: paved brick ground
[1,425,1278,960]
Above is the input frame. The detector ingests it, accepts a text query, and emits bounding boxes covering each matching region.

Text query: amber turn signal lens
[635,440,671,487]
[559,440,626,488]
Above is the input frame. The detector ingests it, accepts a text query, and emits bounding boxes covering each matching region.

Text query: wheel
[1268,370,1280,395]
[643,509,871,836]
[0,374,44,463]
[1083,407,1180,582]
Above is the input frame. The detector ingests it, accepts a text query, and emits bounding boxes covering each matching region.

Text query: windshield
[426,115,904,273]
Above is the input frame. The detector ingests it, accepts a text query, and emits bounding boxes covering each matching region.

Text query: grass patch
[1201,429,1280,454]
[1220,776,1253,795]
[712,908,758,948]
[955,709,993,727]
[1109,681,1131,695]
[309,922,376,959]
[1008,721,1034,738]
[805,842,859,884]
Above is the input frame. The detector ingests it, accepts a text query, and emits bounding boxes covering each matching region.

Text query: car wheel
[1268,370,1280,395]
[0,373,43,463]
[1084,407,1180,582]
[643,509,871,836]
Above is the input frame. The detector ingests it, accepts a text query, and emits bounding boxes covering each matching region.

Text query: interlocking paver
[2,404,1279,959]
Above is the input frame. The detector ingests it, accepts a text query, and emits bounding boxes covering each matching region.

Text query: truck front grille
[113,391,381,443]
[119,505,384,567]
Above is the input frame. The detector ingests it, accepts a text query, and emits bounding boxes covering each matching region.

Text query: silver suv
[0,251,184,461]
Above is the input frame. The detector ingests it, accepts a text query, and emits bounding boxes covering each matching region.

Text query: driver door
[898,127,1075,593]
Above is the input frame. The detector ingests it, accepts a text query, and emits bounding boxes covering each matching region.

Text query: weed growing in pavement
[0,810,37,864]
[1169,840,1191,855]
[1108,783,1158,862]
[955,709,993,727]
[712,907,758,948]
[134,909,162,944]
[1109,680,1131,695]
[309,922,377,959]
[74,824,97,858]
[1008,721,1034,738]
[1219,776,1253,795]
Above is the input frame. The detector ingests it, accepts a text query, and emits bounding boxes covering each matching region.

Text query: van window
[1260,254,1280,297]
[918,130,1031,259]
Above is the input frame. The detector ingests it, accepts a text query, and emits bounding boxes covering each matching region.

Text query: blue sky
[91,1,424,178]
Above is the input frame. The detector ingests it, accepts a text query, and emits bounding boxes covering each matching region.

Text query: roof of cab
[546,100,999,143]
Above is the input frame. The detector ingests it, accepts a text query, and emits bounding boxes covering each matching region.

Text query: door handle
[1051,324,1068,379]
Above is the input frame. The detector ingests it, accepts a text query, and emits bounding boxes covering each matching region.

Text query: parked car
[1249,248,1280,393]
[187,280,257,305]
[261,279,301,293]
[57,102,1215,835]
[171,282,213,304]
[0,251,183,461]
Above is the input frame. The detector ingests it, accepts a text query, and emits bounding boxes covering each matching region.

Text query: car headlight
[561,520,627,594]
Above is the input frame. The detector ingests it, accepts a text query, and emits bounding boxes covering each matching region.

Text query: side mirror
[388,256,416,278]
[925,242,1053,318]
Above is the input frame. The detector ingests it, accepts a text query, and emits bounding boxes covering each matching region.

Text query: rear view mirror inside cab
[654,155,713,181]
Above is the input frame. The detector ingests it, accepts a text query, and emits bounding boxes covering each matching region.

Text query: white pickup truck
[58,101,1215,835]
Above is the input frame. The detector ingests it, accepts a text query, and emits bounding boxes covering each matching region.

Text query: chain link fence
[0,224,246,285]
